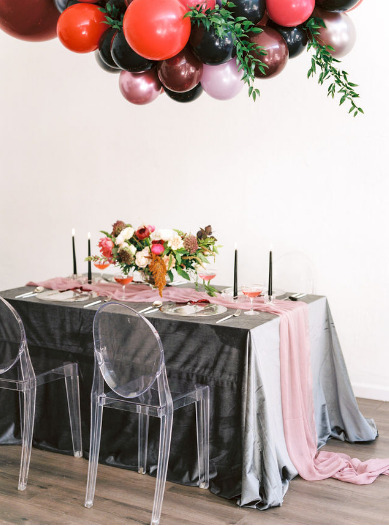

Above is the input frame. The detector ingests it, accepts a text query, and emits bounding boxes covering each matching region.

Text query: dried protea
[184,235,199,254]
[111,220,126,237]
[118,248,134,265]
[197,225,214,240]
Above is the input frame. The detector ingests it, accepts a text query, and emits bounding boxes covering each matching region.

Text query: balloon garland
[0,0,364,114]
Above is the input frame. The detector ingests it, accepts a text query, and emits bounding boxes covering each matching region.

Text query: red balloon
[158,47,203,93]
[123,0,191,61]
[0,0,59,42]
[267,0,315,27]
[57,4,108,53]
[119,69,162,105]
[178,0,216,10]
[250,26,289,79]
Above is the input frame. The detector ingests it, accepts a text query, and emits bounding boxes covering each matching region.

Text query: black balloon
[315,0,360,12]
[164,83,203,103]
[189,24,235,65]
[230,0,266,24]
[103,0,128,13]
[267,21,307,58]
[111,31,156,72]
[94,51,120,73]
[99,28,120,69]
[54,0,78,12]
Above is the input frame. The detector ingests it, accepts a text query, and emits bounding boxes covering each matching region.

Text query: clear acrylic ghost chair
[84,302,210,525]
[0,296,83,490]
[273,251,316,294]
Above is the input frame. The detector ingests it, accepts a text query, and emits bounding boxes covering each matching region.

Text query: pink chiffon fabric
[27,276,389,484]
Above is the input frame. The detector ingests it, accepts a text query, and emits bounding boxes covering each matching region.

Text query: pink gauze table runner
[26,277,389,484]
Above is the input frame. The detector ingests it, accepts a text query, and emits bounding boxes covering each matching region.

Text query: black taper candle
[88,233,92,284]
[72,228,77,276]
[268,250,273,296]
[233,243,238,298]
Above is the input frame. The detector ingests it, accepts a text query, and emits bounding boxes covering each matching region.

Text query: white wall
[0,1,388,400]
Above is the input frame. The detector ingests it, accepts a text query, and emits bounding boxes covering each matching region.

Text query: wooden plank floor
[0,398,388,525]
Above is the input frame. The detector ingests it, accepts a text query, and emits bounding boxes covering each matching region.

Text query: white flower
[168,234,184,251]
[116,226,134,247]
[127,244,137,256]
[135,247,150,268]
[163,254,176,271]
[151,229,174,242]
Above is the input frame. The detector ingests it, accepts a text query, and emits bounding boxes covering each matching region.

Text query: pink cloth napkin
[26,276,389,484]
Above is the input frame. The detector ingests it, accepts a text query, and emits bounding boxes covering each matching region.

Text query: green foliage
[304,17,363,117]
[99,1,123,30]
[184,1,268,100]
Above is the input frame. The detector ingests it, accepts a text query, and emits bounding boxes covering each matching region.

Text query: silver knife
[138,306,154,313]
[216,309,241,324]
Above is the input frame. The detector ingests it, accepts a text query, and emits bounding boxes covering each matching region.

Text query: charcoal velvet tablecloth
[0,286,378,510]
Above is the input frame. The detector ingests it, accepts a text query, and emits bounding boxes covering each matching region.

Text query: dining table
[0,281,379,510]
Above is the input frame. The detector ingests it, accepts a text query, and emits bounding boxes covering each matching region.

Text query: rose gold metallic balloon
[249,26,289,79]
[313,8,356,58]
[158,47,203,93]
[119,70,162,105]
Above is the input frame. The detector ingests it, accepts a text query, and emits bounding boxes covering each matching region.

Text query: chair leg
[195,387,210,490]
[151,412,173,526]
[138,413,149,474]
[64,364,83,458]
[84,398,103,508]
[18,384,36,491]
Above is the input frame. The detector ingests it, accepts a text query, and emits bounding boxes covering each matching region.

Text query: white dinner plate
[36,290,97,302]
[160,303,227,317]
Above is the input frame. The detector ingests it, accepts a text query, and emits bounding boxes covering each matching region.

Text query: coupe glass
[241,284,264,316]
[197,268,217,289]
[93,260,110,282]
[114,271,134,300]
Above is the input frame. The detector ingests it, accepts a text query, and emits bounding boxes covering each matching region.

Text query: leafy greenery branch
[304,17,363,117]
[99,1,123,30]
[184,1,268,101]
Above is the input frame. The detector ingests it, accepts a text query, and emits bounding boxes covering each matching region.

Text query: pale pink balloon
[314,8,356,58]
[119,70,162,105]
[202,60,244,101]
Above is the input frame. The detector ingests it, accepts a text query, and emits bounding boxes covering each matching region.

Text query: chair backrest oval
[93,302,164,399]
[0,296,26,374]
[273,251,316,294]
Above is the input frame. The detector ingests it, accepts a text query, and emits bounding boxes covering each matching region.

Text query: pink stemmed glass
[114,271,134,300]
[198,267,217,288]
[93,260,110,283]
[241,284,264,316]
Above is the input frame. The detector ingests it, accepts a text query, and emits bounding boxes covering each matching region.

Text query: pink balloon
[314,8,356,58]
[201,60,244,100]
[267,0,315,27]
[119,70,162,105]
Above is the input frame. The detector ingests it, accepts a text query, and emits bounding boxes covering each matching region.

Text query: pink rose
[151,243,164,255]
[148,225,155,233]
[98,237,114,259]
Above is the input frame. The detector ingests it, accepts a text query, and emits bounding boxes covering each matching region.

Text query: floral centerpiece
[87,221,220,297]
